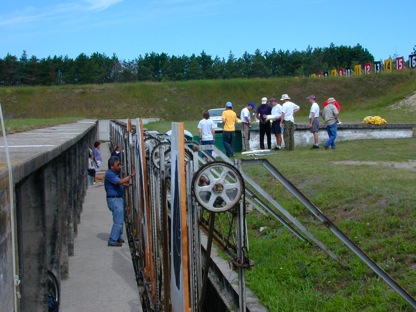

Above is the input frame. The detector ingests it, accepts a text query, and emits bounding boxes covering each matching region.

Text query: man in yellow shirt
[221,101,237,157]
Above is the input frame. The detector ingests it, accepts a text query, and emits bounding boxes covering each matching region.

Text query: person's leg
[313,132,319,145]
[277,126,282,148]
[201,140,213,157]
[259,123,265,149]
[326,124,336,148]
[331,124,338,148]
[107,198,124,244]
[290,122,295,150]
[223,131,233,157]
[285,121,294,150]
[265,122,271,149]
[283,122,289,149]
[230,131,235,156]
[324,125,331,148]
[241,123,248,151]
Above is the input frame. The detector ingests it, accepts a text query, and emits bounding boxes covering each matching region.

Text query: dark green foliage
[0,44,376,86]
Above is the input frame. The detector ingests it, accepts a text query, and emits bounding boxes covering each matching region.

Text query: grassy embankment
[1,71,416,310]
[1,70,416,133]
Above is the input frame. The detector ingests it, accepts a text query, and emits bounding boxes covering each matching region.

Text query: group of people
[197,101,240,158]
[307,95,341,150]
[198,93,340,157]
[246,93,340,151]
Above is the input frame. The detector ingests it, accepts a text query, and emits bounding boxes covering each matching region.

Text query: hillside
[1,71,416,123]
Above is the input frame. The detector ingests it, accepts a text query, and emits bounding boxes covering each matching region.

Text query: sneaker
[311,145,319,149]
[273,147,281,151]
[108,241,122,247]
[117,238,125,243]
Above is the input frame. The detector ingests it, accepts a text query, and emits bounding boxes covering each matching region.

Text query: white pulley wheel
[192,161,244,212]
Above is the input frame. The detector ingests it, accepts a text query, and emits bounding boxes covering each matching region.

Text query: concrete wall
[0,120,97,312]
[248,122,415,149]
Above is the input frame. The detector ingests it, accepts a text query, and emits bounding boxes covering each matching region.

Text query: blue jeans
[201,139,214,156]
[223,131,235,157]
[106,198,124,243]
[325,123,338,148]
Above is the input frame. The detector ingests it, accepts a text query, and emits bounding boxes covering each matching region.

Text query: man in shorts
[269,98,283,150]
[307,95,320,149]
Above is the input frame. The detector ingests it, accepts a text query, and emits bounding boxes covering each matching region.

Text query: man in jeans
[321,97,339,150]
[221,101,237,157]
[104,156,135,247]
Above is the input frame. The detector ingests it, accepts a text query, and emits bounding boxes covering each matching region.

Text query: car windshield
[208,108,224,118]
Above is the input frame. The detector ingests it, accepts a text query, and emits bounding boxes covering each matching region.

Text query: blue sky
[1,0,415,61]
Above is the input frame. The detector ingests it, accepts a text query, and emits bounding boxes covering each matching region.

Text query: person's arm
[212,128,215,142]
[118,171,136,186]
[293,105,300,114]
[244,112,250,123]
[333,107,340,122]
[309,112,315,127]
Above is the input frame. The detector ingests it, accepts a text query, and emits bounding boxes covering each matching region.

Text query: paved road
[60,142,142,312]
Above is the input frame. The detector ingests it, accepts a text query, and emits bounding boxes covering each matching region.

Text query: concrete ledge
[248,122,415,149]
[0,120,98,312]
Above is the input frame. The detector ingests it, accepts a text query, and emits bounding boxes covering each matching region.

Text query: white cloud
[0,0,123,26]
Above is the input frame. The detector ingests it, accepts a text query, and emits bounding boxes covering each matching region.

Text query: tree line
[0,43,377,86]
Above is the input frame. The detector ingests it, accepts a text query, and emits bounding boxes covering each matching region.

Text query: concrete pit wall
[0,120,97,312]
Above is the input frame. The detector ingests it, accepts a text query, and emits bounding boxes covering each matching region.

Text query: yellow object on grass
[362,116,387,125]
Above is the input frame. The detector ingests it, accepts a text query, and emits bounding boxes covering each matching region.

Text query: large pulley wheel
[151,142,171,169]
[192,161,244,212]
[144,137,160,159]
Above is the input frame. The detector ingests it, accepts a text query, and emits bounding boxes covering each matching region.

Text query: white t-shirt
[197,118,215,141]
[281,101,300,122]
[271,104,282,120]
[240,107,251,124]
[309,102,320,119]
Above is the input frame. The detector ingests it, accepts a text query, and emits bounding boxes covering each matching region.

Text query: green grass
[238,138,416,311]
[1,70,416,122]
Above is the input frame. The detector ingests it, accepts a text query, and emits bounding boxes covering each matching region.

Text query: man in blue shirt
[104,156,135,247]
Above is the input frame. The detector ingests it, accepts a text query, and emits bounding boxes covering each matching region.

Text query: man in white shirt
[198,110,216,157]
[279,94,300,151]
[240,102,255,151]
[307,95,320,149]
[269,98,283,150]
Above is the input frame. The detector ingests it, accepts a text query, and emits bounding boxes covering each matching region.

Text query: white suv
[208,108,225,128]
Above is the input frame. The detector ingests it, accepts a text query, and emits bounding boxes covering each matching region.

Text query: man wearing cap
[256,97,272,150]
[321,97,339,150]
[222,101,238,157]
[279,94,300,151]
[240,102,256,151]
[269,98,283,150]
[307,95,320,149]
